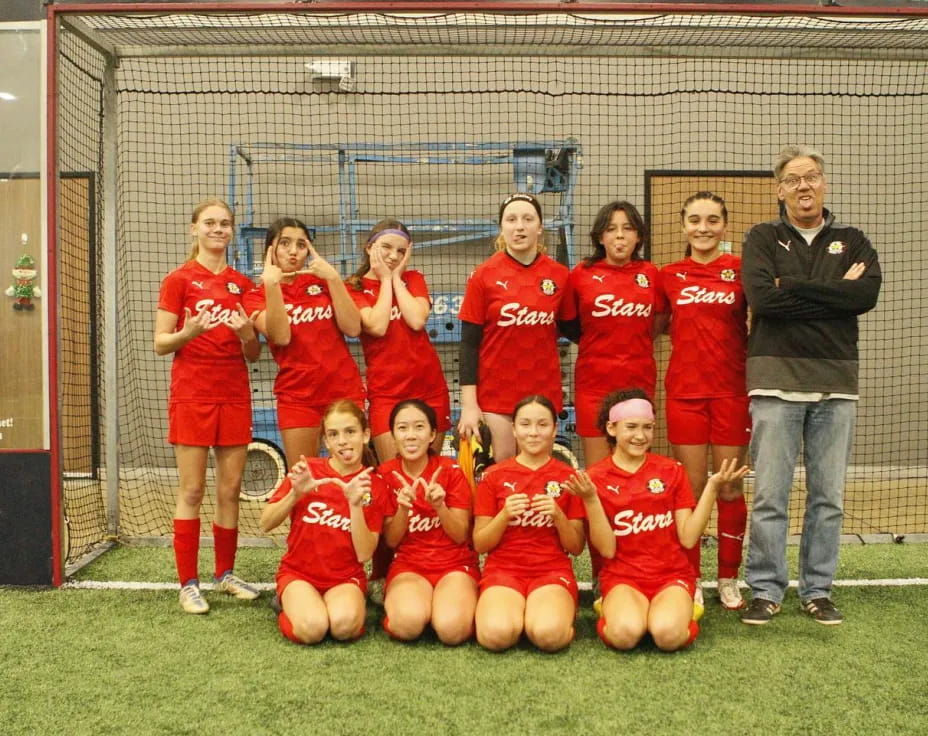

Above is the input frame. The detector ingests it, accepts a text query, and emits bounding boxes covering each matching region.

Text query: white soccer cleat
[718,577,745,610]
[179,583,210,614]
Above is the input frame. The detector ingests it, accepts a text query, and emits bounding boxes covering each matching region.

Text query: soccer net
[54,7,928,566]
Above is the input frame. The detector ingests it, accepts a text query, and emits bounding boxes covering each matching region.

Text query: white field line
[63,578,928,592]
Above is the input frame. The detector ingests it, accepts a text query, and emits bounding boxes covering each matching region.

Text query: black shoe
[740,597,781,625]
[801,597,843,625]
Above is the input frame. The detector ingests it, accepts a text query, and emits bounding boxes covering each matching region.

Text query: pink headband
[370,228,411,244]
[608,398,654,422]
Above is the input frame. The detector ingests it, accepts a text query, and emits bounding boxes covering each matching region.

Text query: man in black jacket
[740,145,881,626]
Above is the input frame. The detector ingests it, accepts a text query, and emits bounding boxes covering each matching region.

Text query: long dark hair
[582,200,647,267]
[263,216,312,257]
[347,219,411,290]
[680,191,728,257]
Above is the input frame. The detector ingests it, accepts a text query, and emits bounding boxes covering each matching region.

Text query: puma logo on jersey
[675,272,687,281]
[496,280,509,290]
[607,484,621,495]
[191,280,205,290]
[363,289,375,296]
[777,239,791,252]
[592,274,606,283]
[502,481,518,492]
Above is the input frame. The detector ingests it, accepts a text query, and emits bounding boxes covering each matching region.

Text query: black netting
[56,9,928,561]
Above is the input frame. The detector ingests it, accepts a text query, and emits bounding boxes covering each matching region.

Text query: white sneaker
[216,572,260,601]
[718,577,745,610]
[179,583,209,614]
[692,581,705,622]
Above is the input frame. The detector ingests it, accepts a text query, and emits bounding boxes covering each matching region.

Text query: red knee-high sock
[684,619,700,648]
[213,523,238,580]
[173,518,200,585]
[685,543,701,580]
[716,496,747,579]
[596,617,615,649]
[370,537,394,580]
[278,612,305,645]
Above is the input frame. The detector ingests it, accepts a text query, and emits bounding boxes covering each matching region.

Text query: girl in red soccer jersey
[347,220,450,463]
[566,389,748,652]
[154,198,261,614]
[379,399,479,645]
[243,217,364,465]
[458,193,571,461]
[562,201,665,468]
[473,395,585,652]
[260,400,386,644]
[657,192,750,610]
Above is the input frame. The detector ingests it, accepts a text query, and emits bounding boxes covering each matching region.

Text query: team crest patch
[720,268,736,282]
[306,284,323,296]
[360,490,373,507]
[827,241,847,255]
[545,480,563,498]
[540,278,557,296]
[635,273,651,289]
[226,282,242,295]
[647,478,666,495]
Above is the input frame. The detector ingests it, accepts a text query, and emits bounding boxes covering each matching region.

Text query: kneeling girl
[473,395,585,653]
[260,400,386,644]
[573,389,748,652]
[379,399,479,645]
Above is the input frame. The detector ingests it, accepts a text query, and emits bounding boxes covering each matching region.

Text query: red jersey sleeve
[473,474,499,517]
[362,472,388,533]
[241,284,266,315]
[403,270,431,302]
[268,476,293,505]
[458,267,486,326]
[671,462,696,511]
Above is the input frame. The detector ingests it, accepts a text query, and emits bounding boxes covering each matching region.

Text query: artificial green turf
[1,584,926,735]
[2,544,926,735]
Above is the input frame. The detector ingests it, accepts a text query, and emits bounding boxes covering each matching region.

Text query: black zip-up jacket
[741,208,882,395]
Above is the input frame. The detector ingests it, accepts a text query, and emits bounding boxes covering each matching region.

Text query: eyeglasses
[780,172,824,189]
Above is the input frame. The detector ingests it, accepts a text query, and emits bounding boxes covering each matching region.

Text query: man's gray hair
[774,145,826,180]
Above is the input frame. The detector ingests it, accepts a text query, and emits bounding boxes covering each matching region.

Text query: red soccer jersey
[378,455,478,572]
[458,251,570,414]
[473,456,584,576]
[586,453,695,583]
[658,254,747,399]
[270,457,386,589]
[348,271,448,401]
[563,259,664,398]
[242,276,364,405]
[158,260,254,403]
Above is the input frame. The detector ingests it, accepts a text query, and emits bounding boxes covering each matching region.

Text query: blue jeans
[745,396,856,604]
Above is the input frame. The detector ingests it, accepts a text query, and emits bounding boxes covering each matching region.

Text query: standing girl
[657,192,750,610]
[154,198,261,614]
[473,395,585,652]
[260,400,386,644]
[562,201,665,467]
[243,217,364,464]
[379,399,479,645]
[347,220,450,462]
[458,193,571,461]
[570,389,748,651]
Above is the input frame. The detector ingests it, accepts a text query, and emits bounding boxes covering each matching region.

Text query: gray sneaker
[801,597,843,625]
[215,572,260,601]
[740,597,781,625]
[179,583,210,614]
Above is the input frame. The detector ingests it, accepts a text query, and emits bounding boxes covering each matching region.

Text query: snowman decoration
[6,234,41,311]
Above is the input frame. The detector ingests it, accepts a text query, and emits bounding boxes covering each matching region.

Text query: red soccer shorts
[168,401,251,447]
[479,568,579,605]
[665,395,750,446]
[276,568,367,598]
[573,389,608,438]
[367,391,452,437]
[385,560,480,590]
[600,571,696,601]
[276,397,326,431]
